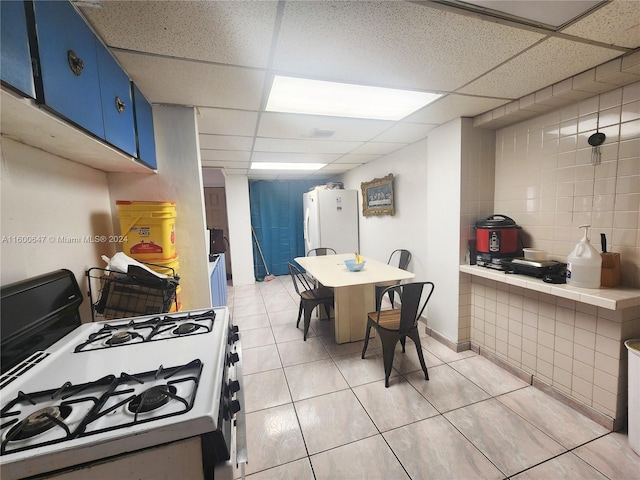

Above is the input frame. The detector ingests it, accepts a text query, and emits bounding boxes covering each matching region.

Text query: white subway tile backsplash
[593,368,617,393]
[468,82,640,424]
[572,375,594,401]
[595,335,621,359]
[599,87,623,110]
[574,327,596,348]
[621,100,640,123]
[574,343,595,366]
[592,386,616,417]
[578,113,599,132]
[599,106,622,127]
[616,175,640,194]
[623,81,640,103]
[553,365,572,390]
[620,118,640,141]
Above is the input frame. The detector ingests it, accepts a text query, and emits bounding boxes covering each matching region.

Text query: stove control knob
[229,399,241,416]
[226,351,240,366]
[228,325,239,344]
[227,379,240,395]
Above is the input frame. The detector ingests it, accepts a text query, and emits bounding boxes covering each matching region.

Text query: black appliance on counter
[502,258,567,282]
[208,228,227,262]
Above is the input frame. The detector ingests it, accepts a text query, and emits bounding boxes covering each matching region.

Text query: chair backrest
[387,249,411,271]
[307,247,337,256]
[287,262,315,297]
[380,282,434,334]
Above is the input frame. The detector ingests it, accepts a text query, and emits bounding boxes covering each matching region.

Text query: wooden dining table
[294,253,415,343]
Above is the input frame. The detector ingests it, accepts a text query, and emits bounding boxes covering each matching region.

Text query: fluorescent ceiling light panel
[250,162,326,171]
[458,0,603,28]
[266,76,441,121]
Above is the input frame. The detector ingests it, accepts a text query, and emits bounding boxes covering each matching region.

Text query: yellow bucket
[146,255,180,277]
[117,201,176,261]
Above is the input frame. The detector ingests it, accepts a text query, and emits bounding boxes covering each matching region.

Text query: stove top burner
[173,323,198,335]
[107,331,134,345]
[1,360,203,455]
[74,309,216,353]
[128,385,177,413]
[7,406,71,441]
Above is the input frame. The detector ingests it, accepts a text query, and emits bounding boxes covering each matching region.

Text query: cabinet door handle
[67,50,84,76]
[115,96,126,114]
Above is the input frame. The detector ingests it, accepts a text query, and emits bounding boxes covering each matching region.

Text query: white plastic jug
[566,225,602,288]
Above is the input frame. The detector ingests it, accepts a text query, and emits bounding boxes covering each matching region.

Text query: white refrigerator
[303,189,359,254]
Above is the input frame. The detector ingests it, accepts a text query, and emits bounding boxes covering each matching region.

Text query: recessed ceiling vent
[310,128,336,138]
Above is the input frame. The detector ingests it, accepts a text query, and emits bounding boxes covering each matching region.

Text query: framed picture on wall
[361,174,395,216]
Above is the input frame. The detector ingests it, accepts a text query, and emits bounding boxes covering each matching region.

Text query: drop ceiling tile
[457,38,622,98]
[257,113,393,142]
[372,122,437,143]
[202,160,250,169]
[561,1,640,49]
[199,135,253,151]
[248,170,320,180]
[348,142,405,155]
[322,163,363,172]
[336,154,381,164]
[197,108,259,136]
[405,95,509,124]
[81,1,277,68]
[200,150,251,162]
[273,1,544,91]
[251,152,342,163]
[113,52,265,110]
[253,138,363,154]
[226,168,251,176]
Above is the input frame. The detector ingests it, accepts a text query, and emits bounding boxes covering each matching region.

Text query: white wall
[341,139,429,281]
[107,105,211,310]
[0,138,115,322]
[224,174,255,286]
[425,119,463,343]
[341,125,466,345]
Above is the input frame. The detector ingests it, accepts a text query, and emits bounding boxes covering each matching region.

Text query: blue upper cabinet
[32,0,105,139]
[1,1,35,98]
[96,42,136,157]
[132,83,157,170]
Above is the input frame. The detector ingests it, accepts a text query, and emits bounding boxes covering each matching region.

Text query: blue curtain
[249,180,320,277]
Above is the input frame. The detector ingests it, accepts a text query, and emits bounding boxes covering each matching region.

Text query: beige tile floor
[228,276,640,479]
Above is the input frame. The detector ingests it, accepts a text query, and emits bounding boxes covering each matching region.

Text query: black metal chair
[362,281,435,387]
[287,262,334,341]
[375,249,412,310]
[306,247,337,256]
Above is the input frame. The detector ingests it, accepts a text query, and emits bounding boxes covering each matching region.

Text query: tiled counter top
[460,265,640,310]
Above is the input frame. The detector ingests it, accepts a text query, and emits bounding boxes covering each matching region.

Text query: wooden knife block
[601,252,621,287]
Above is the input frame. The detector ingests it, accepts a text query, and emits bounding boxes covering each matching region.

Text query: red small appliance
[474,214,522,269]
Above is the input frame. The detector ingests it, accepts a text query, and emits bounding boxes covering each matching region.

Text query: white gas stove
[0,306,244,480]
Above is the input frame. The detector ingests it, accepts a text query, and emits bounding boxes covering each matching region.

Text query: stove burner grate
[128,385,177,413]
[107,331,135,345]
[173,323,198,335]
[6,406,72,441]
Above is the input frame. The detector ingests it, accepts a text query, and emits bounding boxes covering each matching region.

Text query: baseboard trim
[469,342,617,431]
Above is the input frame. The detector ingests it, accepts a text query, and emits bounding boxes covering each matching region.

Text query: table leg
[334,283,375,343]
